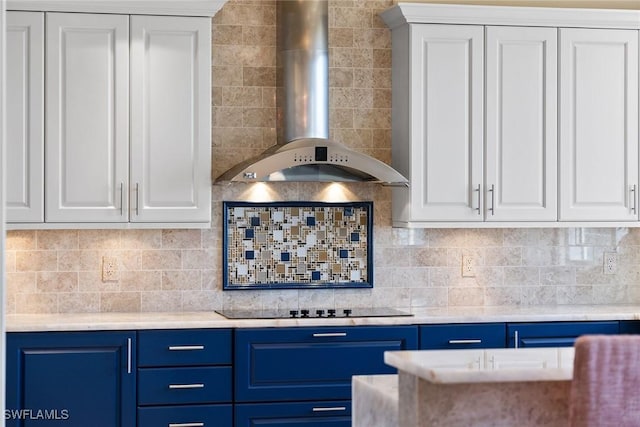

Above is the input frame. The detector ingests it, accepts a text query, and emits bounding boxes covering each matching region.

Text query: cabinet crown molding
[381,2,640,30]
[7,0,228,16]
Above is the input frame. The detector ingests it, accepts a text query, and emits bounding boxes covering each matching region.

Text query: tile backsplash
[6,0,640,313]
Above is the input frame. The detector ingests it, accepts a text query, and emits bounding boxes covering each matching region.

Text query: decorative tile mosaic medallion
[223,201,373,290]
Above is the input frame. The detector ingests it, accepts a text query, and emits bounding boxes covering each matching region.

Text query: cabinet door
[559,28,639,221]
[130,16,211,223]
[45,13,129,222]
[408,24,484,221]
[485,26,558,221]
[507,321,619,348]
[235,401,351,427]
[420,323,506,349]
[6,331,136,427]
[6,12,44,223]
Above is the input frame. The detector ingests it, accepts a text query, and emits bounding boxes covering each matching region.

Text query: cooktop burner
[215,307,412,319]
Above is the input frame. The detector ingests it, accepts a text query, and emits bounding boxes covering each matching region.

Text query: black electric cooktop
[215,307,412,319]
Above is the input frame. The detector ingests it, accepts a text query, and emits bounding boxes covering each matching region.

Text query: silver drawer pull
[312,406,347,412]
[448,339,482,344]
[169,383,205,389]
[168,345,205,351]
[312,332,347,338]
[168,423,204,427]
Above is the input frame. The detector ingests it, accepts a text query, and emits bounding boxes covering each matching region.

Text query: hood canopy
[214,0,408,186]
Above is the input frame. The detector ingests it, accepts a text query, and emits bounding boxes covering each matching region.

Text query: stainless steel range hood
[215,0,408,186]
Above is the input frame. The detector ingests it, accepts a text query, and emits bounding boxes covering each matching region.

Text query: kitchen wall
[6,0,640,314]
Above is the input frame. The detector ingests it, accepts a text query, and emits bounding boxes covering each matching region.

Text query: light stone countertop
[6,304,640,332]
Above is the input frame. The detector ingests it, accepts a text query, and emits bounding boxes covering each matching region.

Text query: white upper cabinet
[485,26,557,222]
[6,12,44,222]
[130,16,211,223]
[392,24,484,223]
[559,28,639,221]
[45,13,130,223]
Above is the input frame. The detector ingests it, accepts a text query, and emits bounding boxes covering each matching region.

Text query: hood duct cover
[214,0,408,186]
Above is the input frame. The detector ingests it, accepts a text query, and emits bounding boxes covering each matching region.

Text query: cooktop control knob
[301,309,310,318]
[316,310,324,317]
[343,309,352,317]
[327,309,336,317]
[289,310,298,318]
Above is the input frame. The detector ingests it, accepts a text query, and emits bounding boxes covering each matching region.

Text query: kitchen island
[354,347,575,427]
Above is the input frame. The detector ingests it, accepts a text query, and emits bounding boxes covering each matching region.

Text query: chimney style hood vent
[215,0,408,186]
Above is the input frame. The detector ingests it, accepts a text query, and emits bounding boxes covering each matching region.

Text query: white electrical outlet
[462,255,475,277]
[603,252,617,275]
[102,256,119,281]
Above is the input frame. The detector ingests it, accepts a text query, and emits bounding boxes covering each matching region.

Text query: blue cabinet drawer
[420,323,505,349]
[138,366,232,405]
[235,400,351,427]
[235,326,418,402]
[138,329,231,367]
[138,403,232,427]
[507,321,619,348]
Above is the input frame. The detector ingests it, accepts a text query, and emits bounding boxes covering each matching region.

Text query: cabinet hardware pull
[514,330,519,349]
[169,383,205,389]
[488,184,495,215]
[120,182,124,216]
[135,183,140,216]
[168,345,205,351]
[312,407,347,412]
[474,184,481,214]
[631,185,637,214]
[312,332,347,337]
[127,338,132,374]
[168,423,204,427]
[448,339,482,344]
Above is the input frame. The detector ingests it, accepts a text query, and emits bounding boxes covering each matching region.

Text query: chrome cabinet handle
[474,184,481,214]
[448,339,482,345]
[631,185,637,214]
[120,182,124,216]
[488,184,495,215]
[169,423,204,427]
[312,332,347,337]
[168,345,205,351]
[514,330,519,349]
[169,384,205,389]
[135,183,140,216]
[127,338,132,374]
[312,407,347,412]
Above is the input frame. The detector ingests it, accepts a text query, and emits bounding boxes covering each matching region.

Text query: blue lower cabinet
[138,404,232,426]
[420,323,506,349]
[138,366,232,405]
[235,401,351,427]
[507,321,619,348]
[235,325,418,402]
[6,331,136,427]
[619,320,640,334]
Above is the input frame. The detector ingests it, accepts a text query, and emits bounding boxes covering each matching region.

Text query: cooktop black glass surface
[215,307,412,319]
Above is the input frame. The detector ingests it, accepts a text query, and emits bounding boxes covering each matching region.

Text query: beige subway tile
[59,293,100,313]
[391,267,429,287]
[331,87,356,108]
[372,48,391,69]
[5,251,16,272]
[372,88,391,108]
[243,25,276,46]
[162,270,202,291]
[330,47,355,67]
[162,230,202,249]
[7,230,36,250]
[521,286,557,306]
[243,107,276,128]
[6,272,37,294]
[484,287,521,306]
[183,249,216,270]
[372,68,391,88]
[333,7,371,28]
[592,285,628,305]
[78,271,120,293]
[354,28,390,49]
[353,68,373,88]
[58,250,101,271]
[243,66,276,87]
[334,289,372,308]
[372,287,410,308]
[121,230,162,250]
[223,290,263,310]
[6,294,16,314]
[410,288,448,308]
[203,270,220,291]
[262,87,276,107]
[329,108,354,128]
[16,251,57,272]
[475,267,505,288]
[37,272,78,293]
[120,271,163,291]
[79,230,121,249]
[330,28,355,47]
[556,285,593,305]
[101,292,141,312]
[540,266,576,286]
[213,106,244,127]
[220,3,266,26]
[37,230,78,250]
[371,128,391,148]
[374,247,411,268]
[261,290,299,310]
[16,293,58,313]
[212,65,243,87]
[330,68,354,88]
[213,24,243,45]
[183,290,223,311]
[391,227,428,247]
[353,108,390,129]
[504,267,540,287]
[412,248,448,267]
[448,287,484,307]
[484,247,522,267]
[141,291,183,312]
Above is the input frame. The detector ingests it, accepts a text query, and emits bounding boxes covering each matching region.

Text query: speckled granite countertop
[6,305,640,332]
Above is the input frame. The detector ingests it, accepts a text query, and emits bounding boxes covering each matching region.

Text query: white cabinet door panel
[409,24,484,221]
[45,13,129,222]
[130,16,211,223]
[559,28,639,221]
[485,26,557,222]
[6,12,44,223]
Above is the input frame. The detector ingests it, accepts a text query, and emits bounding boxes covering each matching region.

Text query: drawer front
[138,404,232,427]
[235,326,418,402]
[138,329,231,367]
[420,323,506,349]
[235,400,351,427]
[507,321,619,348]
[138,366,232,405]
